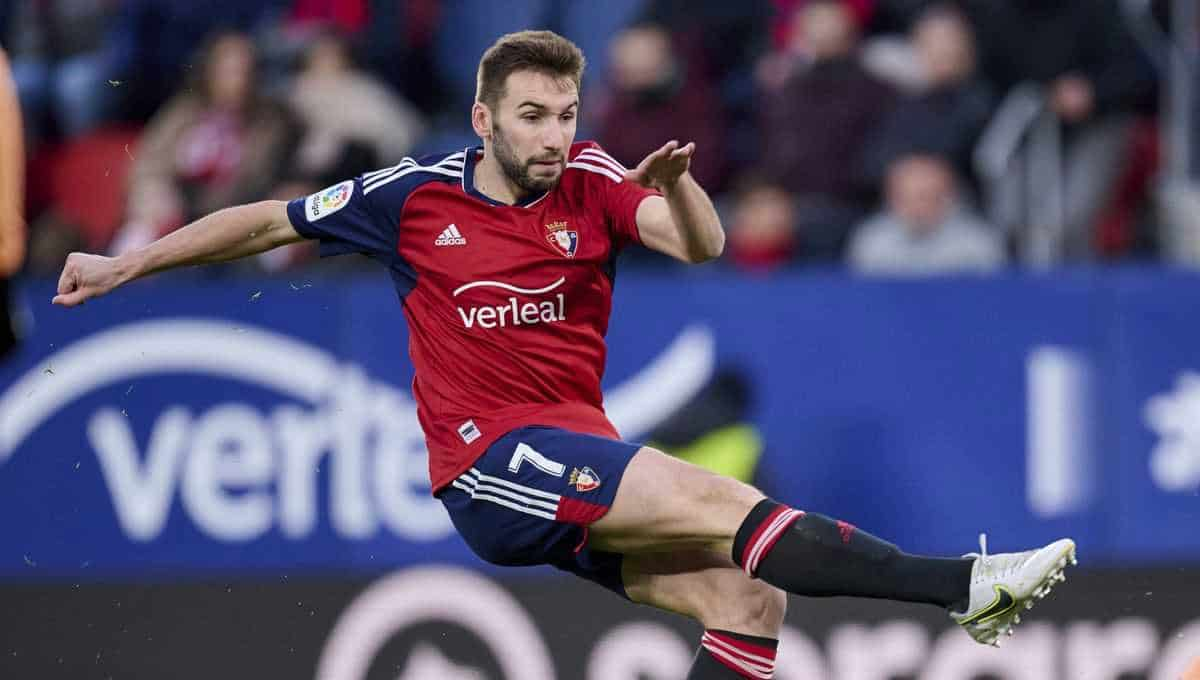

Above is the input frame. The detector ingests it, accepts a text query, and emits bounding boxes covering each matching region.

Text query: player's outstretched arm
[52,200,302,307]
[626,140,725,264]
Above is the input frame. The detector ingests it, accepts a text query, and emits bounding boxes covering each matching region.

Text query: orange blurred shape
[1183,657,1200,680]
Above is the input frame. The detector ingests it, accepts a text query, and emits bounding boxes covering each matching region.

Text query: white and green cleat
[950,534,1077,646]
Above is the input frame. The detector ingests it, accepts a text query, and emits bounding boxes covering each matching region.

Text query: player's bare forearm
[53,200,302,307]
[125,200,299,279]
[659,172,724,263]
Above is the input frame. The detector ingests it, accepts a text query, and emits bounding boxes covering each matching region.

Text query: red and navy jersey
[286,142,659,492]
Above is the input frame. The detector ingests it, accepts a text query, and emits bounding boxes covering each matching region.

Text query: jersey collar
[462,146,551,208]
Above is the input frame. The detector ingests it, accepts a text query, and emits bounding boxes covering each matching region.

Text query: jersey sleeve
[574,142,661,251]
[605,174,660,250]
[286,177,395,260]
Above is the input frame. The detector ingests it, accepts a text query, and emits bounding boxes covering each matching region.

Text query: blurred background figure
[0,46,24,360]
[0,0,1180,276]
[3,0,118,148]
[275,0,369,41]
[103,0,278,123]
[861,4,992,196]
[761,0,875,66]
[253,0,371,85]
[109,32,294,258]
[848,154,1003,274]
[963,0,1157,259]
[726,177,799,273]
[593,23,725,191]
[287,30,426,187]
[636,0,773,174]
[646,367,765,484]
[759,0,896,260]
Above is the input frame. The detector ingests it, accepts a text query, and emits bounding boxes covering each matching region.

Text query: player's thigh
[622,550,787,637]
[589,446,765,555]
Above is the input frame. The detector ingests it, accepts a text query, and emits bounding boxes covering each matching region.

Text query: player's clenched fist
[52,252,123,307]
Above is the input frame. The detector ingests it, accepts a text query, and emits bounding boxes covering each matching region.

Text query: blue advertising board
[1,268,1198,580]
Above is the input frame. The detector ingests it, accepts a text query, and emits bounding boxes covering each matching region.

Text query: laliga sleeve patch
[305,180,354,221]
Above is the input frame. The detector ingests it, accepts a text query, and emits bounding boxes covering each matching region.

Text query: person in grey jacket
[849,154,1003,274]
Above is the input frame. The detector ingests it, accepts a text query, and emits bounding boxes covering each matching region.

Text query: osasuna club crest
[545,220,578,258]
[569,466,600,492]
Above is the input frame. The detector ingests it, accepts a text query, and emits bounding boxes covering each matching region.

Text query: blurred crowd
[0,0,1183,277]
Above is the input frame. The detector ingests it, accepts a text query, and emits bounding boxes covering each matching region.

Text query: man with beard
[53,30,1075,679]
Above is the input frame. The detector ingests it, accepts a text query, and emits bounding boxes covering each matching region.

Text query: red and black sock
[732,499,972,609]
[688,630,778,679]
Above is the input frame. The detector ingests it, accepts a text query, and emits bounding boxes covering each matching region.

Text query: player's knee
[742,581,788,632]
[700,577,787,635]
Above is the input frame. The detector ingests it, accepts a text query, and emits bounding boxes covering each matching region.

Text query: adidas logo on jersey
[435,224,467,247]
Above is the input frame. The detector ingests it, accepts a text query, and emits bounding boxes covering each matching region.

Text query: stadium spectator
[103,0,278,123]
[253,0,371,86]
[3,0,119,145]
[726,178,798,272]
[766,0,876,52]
[0,47,24,358]
[594,23,726,190]
[762,1,940,93]
[288,31,426,186]
[638,0,773,171]
[961,0,1158,258]
[110,32,295,257]
[638,1,772,96]
[848,154,1003,274]
[283,0,368,36]
[759,0,897,259]
[861,4,992,192]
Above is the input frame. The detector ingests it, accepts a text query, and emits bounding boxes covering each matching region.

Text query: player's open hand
[52,252,123,307]
[624,140,695,191]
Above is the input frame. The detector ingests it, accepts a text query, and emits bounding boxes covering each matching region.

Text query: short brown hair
[476,30,585,110]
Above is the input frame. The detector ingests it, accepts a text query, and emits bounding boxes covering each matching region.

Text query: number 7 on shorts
[508,442,566,477]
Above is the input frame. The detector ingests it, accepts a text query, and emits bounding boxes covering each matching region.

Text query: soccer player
[54,31,1074,678]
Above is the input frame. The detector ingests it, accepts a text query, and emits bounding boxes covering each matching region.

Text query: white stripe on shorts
[453,469,563,521]
[456,475,560,513]
[451,480,558,521]
[466,468,562,501]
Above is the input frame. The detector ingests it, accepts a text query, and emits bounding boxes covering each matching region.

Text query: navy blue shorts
[438,426,641,598]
